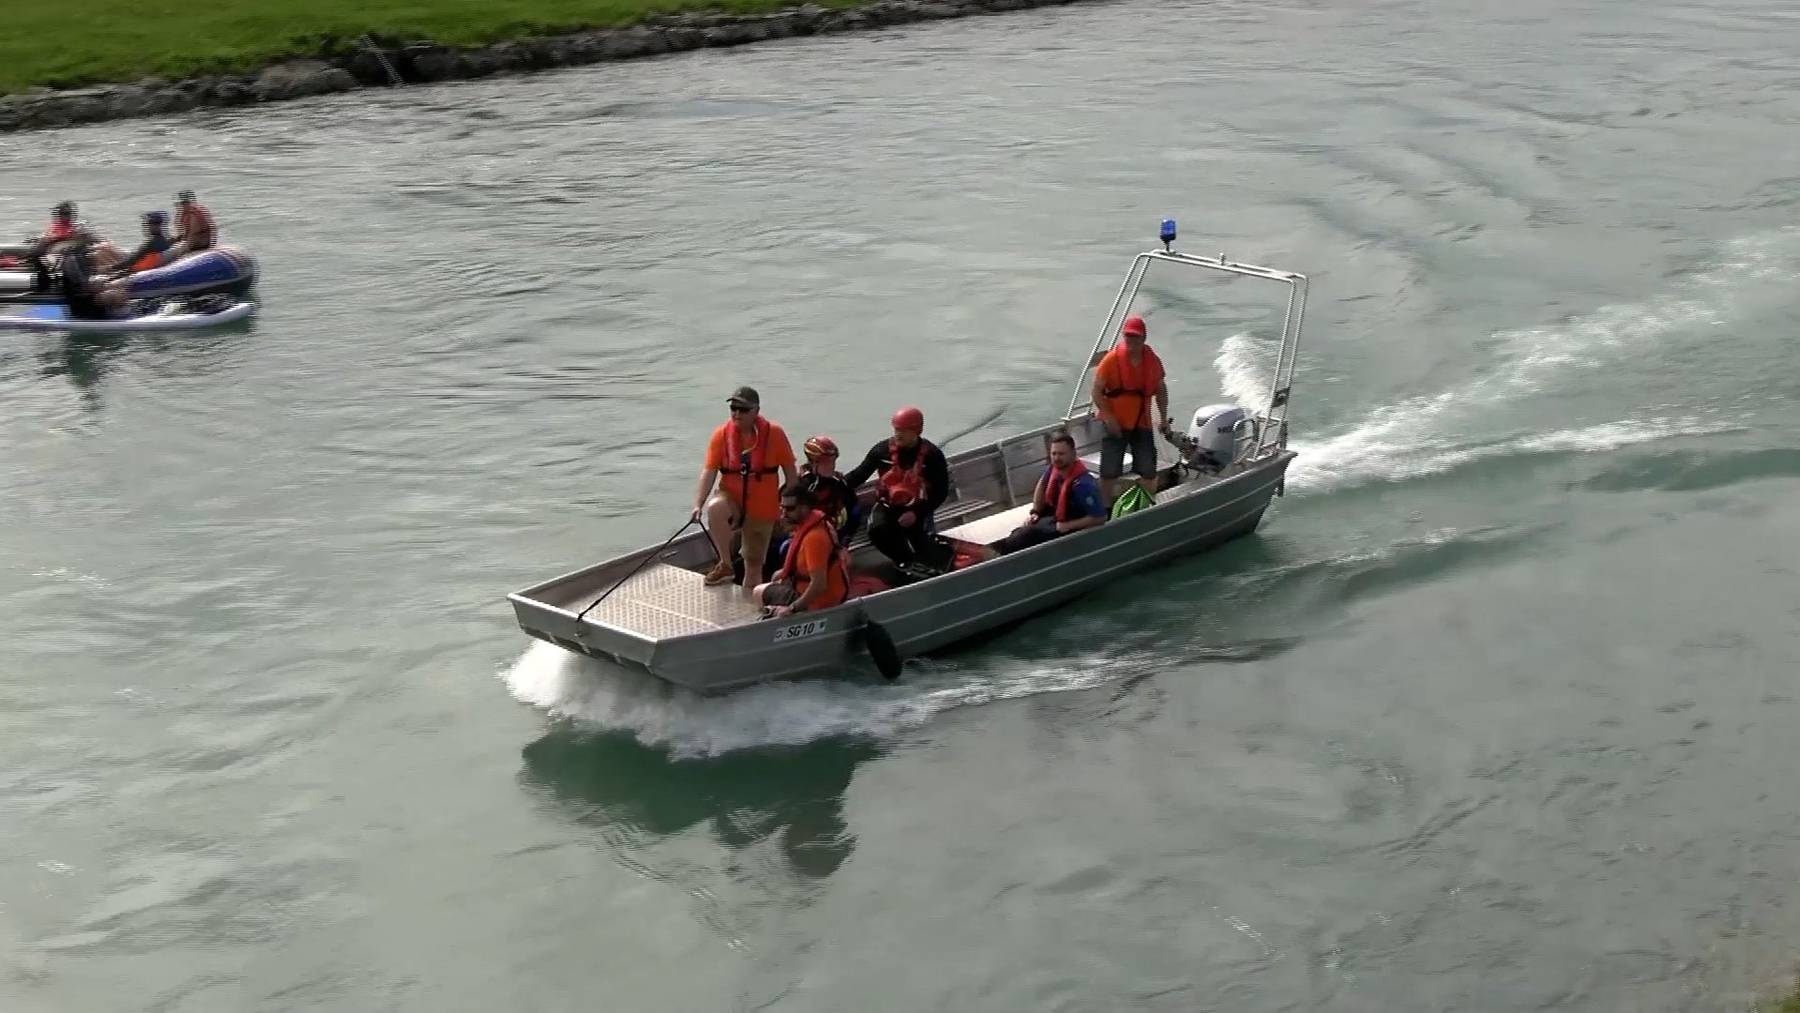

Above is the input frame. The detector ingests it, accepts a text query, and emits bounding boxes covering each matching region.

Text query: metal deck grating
[575,562,766,640]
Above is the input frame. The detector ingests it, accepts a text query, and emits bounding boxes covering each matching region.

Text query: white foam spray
[1216,227,1798,493]
[502,640,1143,759]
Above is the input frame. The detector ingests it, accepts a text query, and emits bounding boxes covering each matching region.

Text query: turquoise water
[3,0,1799,1009]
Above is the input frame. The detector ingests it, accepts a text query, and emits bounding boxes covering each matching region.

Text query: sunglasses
[729,403,755,413]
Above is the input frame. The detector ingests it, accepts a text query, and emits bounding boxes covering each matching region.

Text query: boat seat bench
[847,497,995,552]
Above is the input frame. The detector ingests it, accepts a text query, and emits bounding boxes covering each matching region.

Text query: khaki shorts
[737,516,775,571]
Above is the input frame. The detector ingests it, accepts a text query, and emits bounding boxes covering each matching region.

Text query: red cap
[891,406,925,432]
[1121,315,1148,339]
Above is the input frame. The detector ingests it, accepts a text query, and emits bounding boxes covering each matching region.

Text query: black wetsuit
[56,251,109,320]
[841,438,951,564]
[797,470,861,543]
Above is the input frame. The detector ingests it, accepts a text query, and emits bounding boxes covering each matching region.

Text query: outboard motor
[1178,403,1251,474]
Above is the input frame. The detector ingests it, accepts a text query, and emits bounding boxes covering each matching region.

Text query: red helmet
[803,435,839,460]
[891,405,925,432]
[1121,315,1148,339]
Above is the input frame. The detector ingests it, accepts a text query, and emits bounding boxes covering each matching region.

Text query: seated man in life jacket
[753,483,851,619]
[1092,314,1173,506]
[166,190,217,261]
[24,202,89,291]
[764,435,862,578]
[56,237,129,321]
[840,405,951,567]
[986,429,1107,556]
[796,436,861,544]
[96,211,174,275]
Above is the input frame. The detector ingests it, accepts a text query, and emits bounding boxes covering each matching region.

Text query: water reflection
[519,728,881,880]
[35,323,255,410]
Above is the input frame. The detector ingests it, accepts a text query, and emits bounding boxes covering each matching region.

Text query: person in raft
[987,429,1107,555]
[167,190,216,260]
[692,385,798,592]
[753,483,851,618]
[96,211,174,275]
[840,405,951,567]
[24,202,90,290]
[1091,313,1172,505]
[56,236,129,321]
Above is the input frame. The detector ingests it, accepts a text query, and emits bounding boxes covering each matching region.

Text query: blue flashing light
[1159,217,1178,250]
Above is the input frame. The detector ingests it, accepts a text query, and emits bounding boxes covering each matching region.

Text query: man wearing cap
[1091,314,1171,504]
[96,211,174,275]
[693,386,798,592]
[167,190,216,260]
[841,405,951,567]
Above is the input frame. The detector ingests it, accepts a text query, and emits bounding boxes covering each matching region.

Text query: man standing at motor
[1091,313,1171,505]
[841,405,950,566]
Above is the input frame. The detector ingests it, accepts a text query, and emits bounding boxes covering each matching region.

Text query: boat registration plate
[772,618,829,642]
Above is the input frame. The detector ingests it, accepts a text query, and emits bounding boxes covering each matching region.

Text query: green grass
[1761,974,1800,1013]
[0,0,871,96]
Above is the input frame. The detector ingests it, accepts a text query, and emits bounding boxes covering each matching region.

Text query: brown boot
[702,560,735,586]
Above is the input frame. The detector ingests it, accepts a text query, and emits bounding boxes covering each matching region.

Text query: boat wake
[501,639,1150,758]
[1217,226,1797,494]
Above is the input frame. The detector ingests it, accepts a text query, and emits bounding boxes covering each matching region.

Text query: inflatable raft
[0,245,258,303]
[0,297,257,334]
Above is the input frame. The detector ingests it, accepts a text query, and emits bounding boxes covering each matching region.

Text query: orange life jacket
[781,509,849,607]
[878,438,927,506]
[1099,344,1166,430]
[1043,458,1092,522]
[179,204,215,246]
[724,417,778,499]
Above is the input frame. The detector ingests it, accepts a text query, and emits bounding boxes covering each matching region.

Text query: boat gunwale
[507,428,1291,652]
[636,447,1294,658]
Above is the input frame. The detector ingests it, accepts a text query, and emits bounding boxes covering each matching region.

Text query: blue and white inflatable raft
[0,298,257,334]
[0,245,259,303]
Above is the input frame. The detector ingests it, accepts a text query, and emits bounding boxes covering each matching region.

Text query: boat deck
[572,562,765,639]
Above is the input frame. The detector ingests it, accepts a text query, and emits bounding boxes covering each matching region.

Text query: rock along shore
[0,0,1104,134]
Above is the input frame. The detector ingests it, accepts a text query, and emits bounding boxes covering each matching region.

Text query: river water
[4,0,1799,1009]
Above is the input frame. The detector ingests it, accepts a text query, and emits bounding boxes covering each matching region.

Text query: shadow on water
[519,727,883,880]
[36,322,257,410]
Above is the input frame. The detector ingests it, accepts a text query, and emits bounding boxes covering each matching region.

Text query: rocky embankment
[0,0,1099,133]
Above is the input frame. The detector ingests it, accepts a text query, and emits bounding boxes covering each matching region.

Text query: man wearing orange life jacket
[1091,313,1172,505]
[754,484,851,617]
[693,385,798,593]
[95,211,174,275]
[988,429,1108,556]
[166,190,216,260]
[24,202,86,289]
[841,405,951,566]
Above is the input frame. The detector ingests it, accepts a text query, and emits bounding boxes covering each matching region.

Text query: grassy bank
[0,0,866,96]
[1760,973,1800,1012]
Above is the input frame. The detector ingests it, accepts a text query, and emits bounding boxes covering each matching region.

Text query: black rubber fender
[862,618,902,682]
